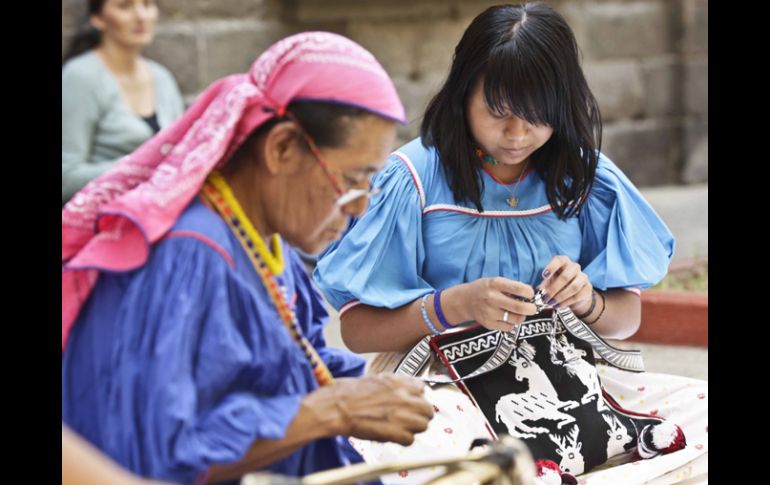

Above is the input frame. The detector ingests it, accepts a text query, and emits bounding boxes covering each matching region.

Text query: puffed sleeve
[578,153,676,290]
[313,157,434,311]
[61,61,116,202]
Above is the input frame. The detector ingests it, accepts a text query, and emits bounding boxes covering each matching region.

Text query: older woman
[62,32,433,484]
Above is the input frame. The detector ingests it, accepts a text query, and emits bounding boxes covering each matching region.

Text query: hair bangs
[483,37,566,130]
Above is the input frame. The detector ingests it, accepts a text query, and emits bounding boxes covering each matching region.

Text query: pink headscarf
[62,32,405,350]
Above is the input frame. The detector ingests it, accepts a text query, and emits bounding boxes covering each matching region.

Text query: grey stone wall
[62,0,707,186]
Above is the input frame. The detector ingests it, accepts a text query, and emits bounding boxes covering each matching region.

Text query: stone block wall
[62,0,707,186]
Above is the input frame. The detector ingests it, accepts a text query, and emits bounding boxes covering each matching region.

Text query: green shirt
[61,51,185,202]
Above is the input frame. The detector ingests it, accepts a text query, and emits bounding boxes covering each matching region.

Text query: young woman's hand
[450,277,538,332]
[538,255,594,313]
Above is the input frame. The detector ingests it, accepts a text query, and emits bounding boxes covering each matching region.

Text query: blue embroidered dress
[62,198,367,484]
[313,139,707,485]
[314,137,675,315]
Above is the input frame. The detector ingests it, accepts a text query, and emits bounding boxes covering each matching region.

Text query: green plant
[651,260,708,293]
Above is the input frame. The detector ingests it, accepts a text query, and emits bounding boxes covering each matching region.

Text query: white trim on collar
[422,203,553,218]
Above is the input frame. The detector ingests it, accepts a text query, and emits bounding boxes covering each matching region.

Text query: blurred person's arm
[62,425,172,485]
[61,63,118,203]
[148,59,186,125]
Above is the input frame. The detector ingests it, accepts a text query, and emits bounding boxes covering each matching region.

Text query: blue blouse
[314,137,675,313]
[62,198,367,484]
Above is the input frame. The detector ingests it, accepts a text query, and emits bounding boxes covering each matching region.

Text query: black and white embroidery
[430,311,663,475]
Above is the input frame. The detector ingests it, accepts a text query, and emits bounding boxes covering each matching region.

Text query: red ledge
[628,291,708,347]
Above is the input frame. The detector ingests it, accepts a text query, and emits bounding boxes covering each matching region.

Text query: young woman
[315,4,707,483]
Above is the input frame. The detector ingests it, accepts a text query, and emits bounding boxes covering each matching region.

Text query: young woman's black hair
[421,2,602,219]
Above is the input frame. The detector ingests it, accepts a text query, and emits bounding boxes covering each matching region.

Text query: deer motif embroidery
[495,341,579,439]
[549,425,585,475]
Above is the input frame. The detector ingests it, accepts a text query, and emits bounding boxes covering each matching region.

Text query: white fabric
[354,354,707,485]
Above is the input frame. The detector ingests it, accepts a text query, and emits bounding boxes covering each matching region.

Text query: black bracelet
[586,290,606,326]
[575,290,597,319]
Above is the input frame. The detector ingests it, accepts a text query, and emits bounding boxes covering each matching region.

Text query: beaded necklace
[475,148,530,208]
[201,171,335,386]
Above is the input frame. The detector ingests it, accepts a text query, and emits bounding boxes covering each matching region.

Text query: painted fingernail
[547,298,557,306]
[542,269,551,279]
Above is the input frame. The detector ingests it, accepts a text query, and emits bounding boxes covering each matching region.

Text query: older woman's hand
[538,255,594,312]
[321,374,434,446]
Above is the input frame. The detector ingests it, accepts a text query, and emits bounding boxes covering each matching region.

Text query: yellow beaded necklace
[201,171,335,386]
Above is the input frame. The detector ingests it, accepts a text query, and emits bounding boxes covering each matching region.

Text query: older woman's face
[279,115,397,255]
[90,0,159,49]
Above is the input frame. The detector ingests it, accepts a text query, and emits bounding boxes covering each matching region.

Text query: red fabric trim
[338,299,361,317]
[429,326,497,440]
[162,230,235,268]
[601,387,664,421]
[393,152,425,208]
[622,287,642,296]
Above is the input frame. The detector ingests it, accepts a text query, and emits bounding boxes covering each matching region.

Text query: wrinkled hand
[457,277,538,332]
[329,374,434,446]
[538,255,593,312]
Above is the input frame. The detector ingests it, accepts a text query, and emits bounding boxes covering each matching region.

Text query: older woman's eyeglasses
[283,111,381,207]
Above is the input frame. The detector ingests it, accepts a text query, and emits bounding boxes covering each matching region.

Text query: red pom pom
[536,460,572,485]
[536,459,561,475]
[638,421,687,459]
[659,424,687,454]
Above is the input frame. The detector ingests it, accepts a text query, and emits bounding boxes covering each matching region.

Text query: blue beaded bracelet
[420,294,442,335]
[433,289,458,329]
